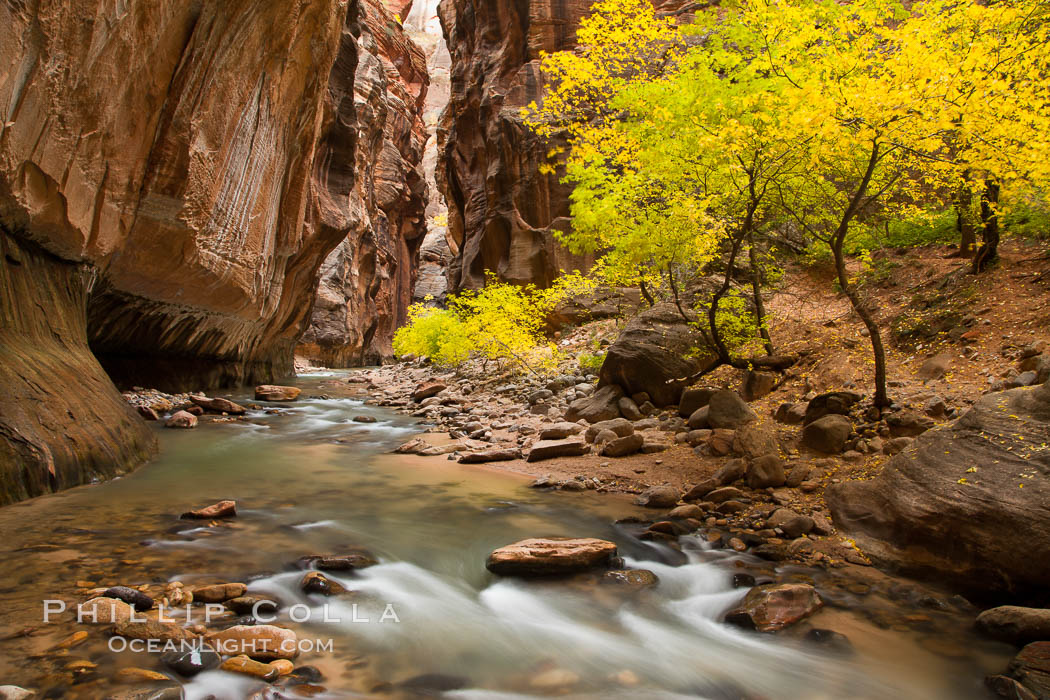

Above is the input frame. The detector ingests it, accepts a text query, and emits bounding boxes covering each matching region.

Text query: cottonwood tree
[528,0,1050,407]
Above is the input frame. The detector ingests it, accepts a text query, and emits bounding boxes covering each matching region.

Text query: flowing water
[0,373,1013,698]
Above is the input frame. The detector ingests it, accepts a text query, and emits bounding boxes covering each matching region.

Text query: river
[0,372,1012,698]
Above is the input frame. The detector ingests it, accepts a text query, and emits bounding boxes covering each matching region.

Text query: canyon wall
[0,0,427,503]
[297,0,431,367]
[436,0,698,291]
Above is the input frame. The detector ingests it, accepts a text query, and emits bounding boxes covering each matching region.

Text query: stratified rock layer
[298,0,430,367]
[828,380,1050,598]
[0,0,426,502]
[436,0,694,290]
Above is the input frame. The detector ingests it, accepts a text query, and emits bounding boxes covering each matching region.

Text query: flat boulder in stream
[180,499,236,519]
[298,552,378,572]
[254,385,302,402]
[725,583,823,632]
[164,410,197,429]
[205,624,298,660]
[189,395,247,415]
[486,538,618,577]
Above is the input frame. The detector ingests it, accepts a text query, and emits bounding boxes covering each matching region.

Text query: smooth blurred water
[0,373,1012,698]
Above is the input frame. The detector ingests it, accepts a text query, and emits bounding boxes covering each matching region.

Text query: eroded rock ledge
[0,0,427,503]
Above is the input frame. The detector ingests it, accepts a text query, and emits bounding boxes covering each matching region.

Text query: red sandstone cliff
[0,0,427,504]
[298,0,431,367]
[436,0,698,291]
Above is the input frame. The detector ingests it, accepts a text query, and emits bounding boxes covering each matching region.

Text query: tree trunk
[832,241,890,408]
[972,180,1000,273]
[747,234,775,355]
[639,280,655,307]
[955,184,976,258]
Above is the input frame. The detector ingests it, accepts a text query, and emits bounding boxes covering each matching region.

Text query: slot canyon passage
[0,0,1049,699]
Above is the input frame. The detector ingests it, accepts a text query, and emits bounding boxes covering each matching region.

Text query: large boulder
[1006,642,1050,698]
[547,287,644,330]
[802,415,852,454]
[725,583,823,632]
[526,440,589,462]
[679,387,718,418]
[707,390,757,429]
[803,391,861,425]
[565,385,623,423]
[486,538,618,577]
[977,607,1050,645]
[827,380,1050,597]
[598,303,715,407]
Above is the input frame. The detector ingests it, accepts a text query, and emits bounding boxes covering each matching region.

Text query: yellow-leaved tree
[527,0,1050,408]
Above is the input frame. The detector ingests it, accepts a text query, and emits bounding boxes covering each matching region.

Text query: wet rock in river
[193,582,247,603]
[1006,642,1050,698]
[164,410,198,429]
[601,569,659,589]
[112,620,196,641]
[114,667,169,683]
[486,538,618,577]
[986,675,1039,700]
[977,606,1050,646]
[162,645,221,677]
[190,395,247,415]
[804,628,854,655]
[255,385,302,402]
[301,571,345,596]
[226,596,279,616]
[78,597,135,624]
[725,583,823,632]
[398,674,469,693]
[221,654,279,682]
[635,485,680,508]
[103,586,154,611]
[205,624,299,660]
[352,415,377,423]
[180,499,236,519]
[298,552,378,572]
[526,439,589,462]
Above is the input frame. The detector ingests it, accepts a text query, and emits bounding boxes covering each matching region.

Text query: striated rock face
[0,0,426,502]
[436,0,695,291]
[298,0,430,367]
[0,232,157,506]
[827,380,1050,599]
[1,0,350,391]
